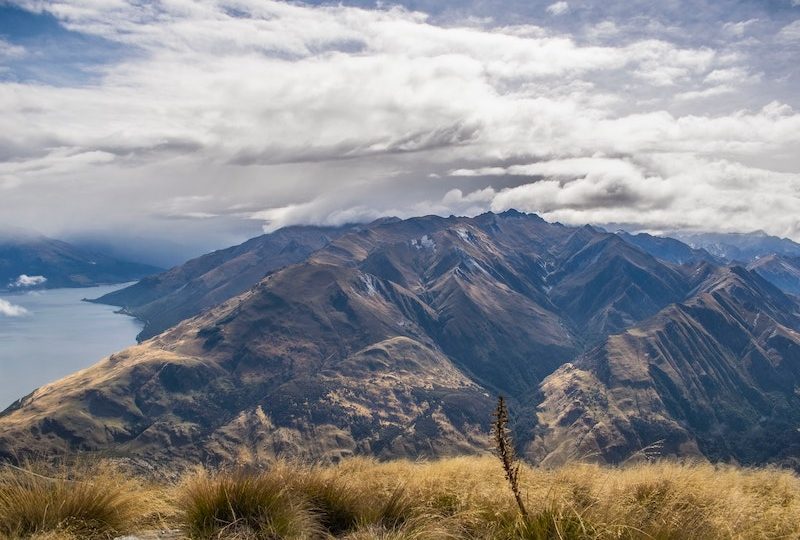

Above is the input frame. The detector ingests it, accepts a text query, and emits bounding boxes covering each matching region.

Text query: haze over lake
[0,284,142,410]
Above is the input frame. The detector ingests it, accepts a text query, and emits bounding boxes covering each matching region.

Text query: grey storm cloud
[0,0,799,256]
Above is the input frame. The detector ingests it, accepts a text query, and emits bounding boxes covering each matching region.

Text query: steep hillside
[0,212,694,463]
[4,212,800,467]
[0,232,161,290]
[616,231,717,265]
[548,232,691,342]
[747,254,800,296]
[91,225,350,340]
[532,266,800,467]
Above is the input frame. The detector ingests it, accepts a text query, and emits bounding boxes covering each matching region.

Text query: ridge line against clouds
[0,0,799,261]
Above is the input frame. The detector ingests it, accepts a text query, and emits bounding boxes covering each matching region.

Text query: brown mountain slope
[0,335,490,463]
[531,266,800,467]
[91,225,351,340]
[0,212,749,464]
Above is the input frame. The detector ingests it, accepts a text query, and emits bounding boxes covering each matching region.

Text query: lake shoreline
[0,283,143,409]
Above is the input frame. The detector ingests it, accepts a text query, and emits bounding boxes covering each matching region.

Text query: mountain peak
[369,216,403,226]
[5,213,800,468]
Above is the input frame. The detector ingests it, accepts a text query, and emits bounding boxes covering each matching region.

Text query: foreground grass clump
[0,460,149,539]
[284,457,800,539]
[178,465,323,539]
[3,456,800,539]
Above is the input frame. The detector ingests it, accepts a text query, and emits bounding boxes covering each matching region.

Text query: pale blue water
[0,284,143,410]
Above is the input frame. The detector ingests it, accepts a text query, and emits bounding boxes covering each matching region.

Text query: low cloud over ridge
[0,0,798,250]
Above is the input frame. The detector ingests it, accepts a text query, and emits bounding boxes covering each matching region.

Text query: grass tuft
[0,460,146,539]
[177,466,322,539]
[292,469,367,534]
[4,456,800,539]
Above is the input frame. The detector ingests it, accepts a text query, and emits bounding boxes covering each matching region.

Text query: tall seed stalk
[491,395,528,518]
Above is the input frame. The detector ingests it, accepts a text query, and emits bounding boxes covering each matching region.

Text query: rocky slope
[532,266,800,467]
[747,254,800,296]
[616,231,717,265]
[0,212,691,463]
[3,212,800,467]
[91,225,350,340]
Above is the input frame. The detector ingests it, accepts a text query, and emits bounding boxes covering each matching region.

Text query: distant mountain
[747,254,800,296]
[3,212,800,468]
[624,229,800,298]
[0,232,161,290]
[616,231,718,265]
[91,225,353,340]
[673,230,800,263]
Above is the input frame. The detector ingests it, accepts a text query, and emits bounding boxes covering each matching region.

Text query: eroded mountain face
[533,267,800,467]
[3,212,800,467]
[747,254,800,297]
[91,225,352,340]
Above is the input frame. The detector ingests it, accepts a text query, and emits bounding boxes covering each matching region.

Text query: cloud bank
[0,0,798,253]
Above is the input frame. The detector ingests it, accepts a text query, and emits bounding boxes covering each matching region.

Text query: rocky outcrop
[532,267,800,467]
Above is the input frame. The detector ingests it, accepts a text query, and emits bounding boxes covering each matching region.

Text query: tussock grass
[177,465,322,539]
[291,468,368,534]
[3,456,800,539]
[0,459,150,539]
[293,456,800,539]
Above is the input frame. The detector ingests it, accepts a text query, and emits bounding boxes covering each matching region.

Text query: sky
[1,0,799,265]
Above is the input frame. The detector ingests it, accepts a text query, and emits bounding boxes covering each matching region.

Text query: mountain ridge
[3,212,800,468]
[532,265,800,467]
[91,224,353,340]
[0,233,161,290]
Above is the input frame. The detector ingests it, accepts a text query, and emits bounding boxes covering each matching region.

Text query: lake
[0,284,143,410]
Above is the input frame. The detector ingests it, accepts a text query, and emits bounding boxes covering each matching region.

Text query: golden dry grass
[0,459,161,539]
[2,456,800,539]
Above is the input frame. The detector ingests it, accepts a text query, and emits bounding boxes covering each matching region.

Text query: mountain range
[0,231,161,290]
[2,212,800,468]
[673,230,800,263]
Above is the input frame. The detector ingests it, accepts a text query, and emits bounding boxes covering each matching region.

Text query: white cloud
[585,21,620,41]
[11,275,47,288]
[252,200,386,232]
[703,67,760,84]
[722,19,759,37]
[0,0,798,244]
[777,20,800,42]
[447,153,800,239]
[630,40,716,86]
[546,2,570,16]
[0,299,29,317]
[674,85,735,101]
[0,175,22,190]
[0,39,25,59]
